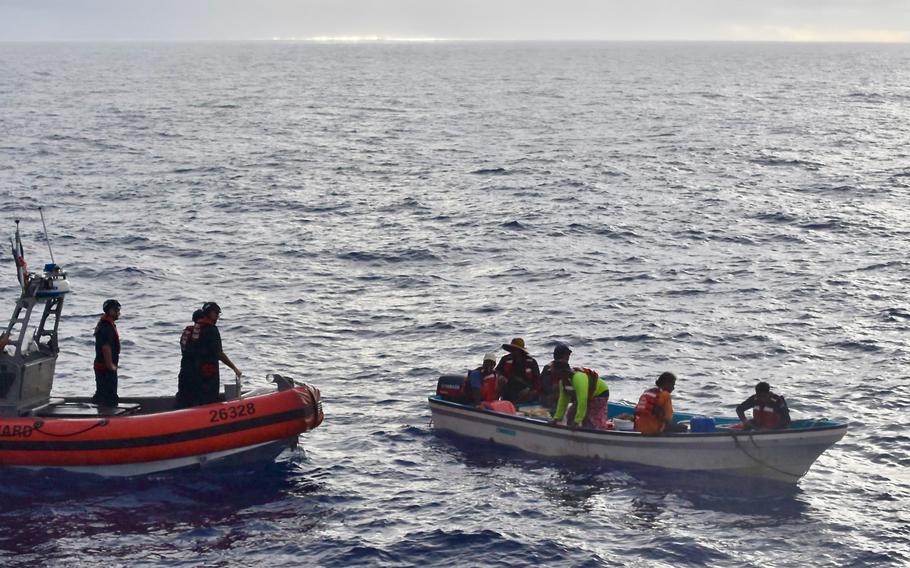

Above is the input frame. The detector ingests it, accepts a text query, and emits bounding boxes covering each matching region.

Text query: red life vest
[635,387,660,418]
[188,318,219,379]
[501,359,533,382]
[92,316,120,373]
[191,317,215,341]
[753,400,781,429]
[180,324,193,352]
[479,374,498,402]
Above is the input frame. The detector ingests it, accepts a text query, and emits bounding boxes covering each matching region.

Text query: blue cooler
[690,416,716,433]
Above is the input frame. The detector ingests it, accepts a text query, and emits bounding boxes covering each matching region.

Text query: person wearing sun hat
[495,337,541,405]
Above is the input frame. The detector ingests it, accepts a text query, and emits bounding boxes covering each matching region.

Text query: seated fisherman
[634,372,688,435]
[736,381,791,430]
[465,352,498,404]
[540,342,572,411]
[551,362,610,429]
[496,338,541,405]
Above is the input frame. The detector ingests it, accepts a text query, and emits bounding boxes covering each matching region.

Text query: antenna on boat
[38,207,55,265]
[10,219,28,293]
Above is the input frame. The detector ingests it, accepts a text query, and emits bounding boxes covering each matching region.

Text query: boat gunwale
[428,396,848,439]
[0,388,320,453]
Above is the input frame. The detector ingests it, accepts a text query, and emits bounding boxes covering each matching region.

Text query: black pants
[93,369,119,407]
[502,377,530,404]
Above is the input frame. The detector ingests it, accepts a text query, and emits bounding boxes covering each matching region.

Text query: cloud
[730,24,910,43]
[0,0,908,42]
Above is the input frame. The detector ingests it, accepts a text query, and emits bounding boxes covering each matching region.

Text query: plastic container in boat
[690,416,716,433]
[614,418,634,431]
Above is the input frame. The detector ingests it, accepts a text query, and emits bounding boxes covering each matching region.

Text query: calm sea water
[1,41,909,567]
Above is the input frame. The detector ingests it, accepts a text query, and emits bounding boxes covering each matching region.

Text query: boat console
[1,223,69,417]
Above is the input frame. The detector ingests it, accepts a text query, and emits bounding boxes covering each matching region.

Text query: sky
[1,0,909,42]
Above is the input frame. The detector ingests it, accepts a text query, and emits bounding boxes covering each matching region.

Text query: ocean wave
[750,156,824,170]
[1,40,904,568]
[337,248,441,263]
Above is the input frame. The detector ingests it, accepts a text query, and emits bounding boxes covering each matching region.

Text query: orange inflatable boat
[0,220,324,476]
[0,380,323,476]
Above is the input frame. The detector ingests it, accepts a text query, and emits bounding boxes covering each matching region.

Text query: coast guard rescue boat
[0,220,323,476]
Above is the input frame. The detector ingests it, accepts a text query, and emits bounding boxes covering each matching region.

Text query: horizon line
[2,37,909,45]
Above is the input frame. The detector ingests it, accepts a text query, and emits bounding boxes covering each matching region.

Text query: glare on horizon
[1,1,908,43]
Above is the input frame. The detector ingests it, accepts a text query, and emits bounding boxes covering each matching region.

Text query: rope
[32,419,109,437]
[731,431,801,479]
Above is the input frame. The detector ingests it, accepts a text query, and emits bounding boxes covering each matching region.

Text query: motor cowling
[436,375,468,403]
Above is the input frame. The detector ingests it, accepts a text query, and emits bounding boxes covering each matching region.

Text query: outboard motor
[436,374,468,403]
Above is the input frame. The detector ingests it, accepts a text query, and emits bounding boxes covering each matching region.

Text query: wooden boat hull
[0,385,323,476]
[429,397,846,483]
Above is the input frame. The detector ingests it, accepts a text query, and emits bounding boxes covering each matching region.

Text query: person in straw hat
[495,337,540,405]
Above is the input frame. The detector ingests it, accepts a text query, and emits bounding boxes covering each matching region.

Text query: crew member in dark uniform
[92,299,121,407]
[174,308,204,409]
[185,302,242,406]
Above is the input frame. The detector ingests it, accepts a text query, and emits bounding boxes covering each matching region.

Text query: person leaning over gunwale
[550,362,610,429]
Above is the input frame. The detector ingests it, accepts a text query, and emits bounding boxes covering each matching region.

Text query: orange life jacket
[635,386,660,418]
[753,397,783,429]
[467,367,498,402]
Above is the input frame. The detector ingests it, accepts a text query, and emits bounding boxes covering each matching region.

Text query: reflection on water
[431,428,810,522]
[0,459,323,556]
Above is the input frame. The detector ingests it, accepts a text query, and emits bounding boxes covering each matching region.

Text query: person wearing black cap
[540,342,572,411]
[184,302,242,406]
[174,308,204,409]
[92,299,121,407]
[495,337,541,405]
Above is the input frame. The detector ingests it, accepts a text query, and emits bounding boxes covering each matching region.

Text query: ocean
[0,41,908,567]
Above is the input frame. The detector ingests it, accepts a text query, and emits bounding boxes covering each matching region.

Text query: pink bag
[481,400,517,415]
